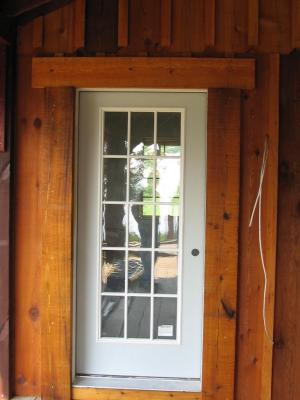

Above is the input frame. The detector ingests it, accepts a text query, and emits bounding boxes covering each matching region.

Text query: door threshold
[73,375,201,392]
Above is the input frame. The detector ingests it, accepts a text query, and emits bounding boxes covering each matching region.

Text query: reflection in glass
[130,112,154,155]
[101,296,124,338]
[101,251,125,292]
[156,158,180,203]
[128,251,151,293]
[155,205,179,249]
[157,112,181,156]
[129,205,153,248]
[154,252,178,294]
[153,298,177,340]
[102,204,127,247]
[127,297,150,338]
[103,112,128,155]
[103,158,127,201]
[129,158,154,202]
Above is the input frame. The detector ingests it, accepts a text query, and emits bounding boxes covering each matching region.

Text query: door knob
[191,248,200,256]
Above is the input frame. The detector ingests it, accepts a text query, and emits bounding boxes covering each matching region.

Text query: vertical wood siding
[236,54,279,400]
[12,1,283,399]
[41,88,74,400]
[0,152,10,399]
[272,54,300,400]
[14,22,44,396]
[0,46,6,152]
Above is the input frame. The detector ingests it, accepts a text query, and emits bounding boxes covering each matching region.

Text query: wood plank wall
[0,46,6,152]
[12,0,285,399]
[0,151,10,400]
[272,55,300,400]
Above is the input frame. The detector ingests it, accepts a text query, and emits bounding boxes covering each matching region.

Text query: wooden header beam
[32,57,255,89]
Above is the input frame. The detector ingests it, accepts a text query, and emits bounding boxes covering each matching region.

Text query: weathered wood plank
[272,54,300,400]
[258,0,292,53]
[160,0,172,47]
[41,88,74,400]
[0,152,10,400]
[125,0,161,53]
[14,21,44,396]
[43,3,75,53]
[170,0,205,53]
[291,0,300,48]
[85,0,118,53]
[73,0,86,50]
[204,0,215,47]
[73,387,202,400]
[32,16,43,49]
[0,45,6,152]
[235,54,279,400]
[118,0,128,47]
[202,89,240,399]
[32,57,255,89]
[248,0,259,47]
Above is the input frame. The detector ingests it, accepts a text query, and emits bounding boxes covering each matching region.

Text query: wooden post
[41,88,74,400]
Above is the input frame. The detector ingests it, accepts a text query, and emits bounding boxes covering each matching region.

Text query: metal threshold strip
[73,374,201,392]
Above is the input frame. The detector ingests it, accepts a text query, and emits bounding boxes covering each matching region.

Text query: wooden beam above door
[32,57,255,90]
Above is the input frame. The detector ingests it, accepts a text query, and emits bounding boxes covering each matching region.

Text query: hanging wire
[249,137,274,345]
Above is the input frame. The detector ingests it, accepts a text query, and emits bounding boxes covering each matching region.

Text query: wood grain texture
[160,0,172,47]
[170,0,205,53]
[85,0,118,53]
[0,45,6,152]
[235,54,279,400]
[202,89,240,399]
[32,16,44,49]
[32,57,255,89]
[118,0,128,47]
[14,21,44,396]
[73,0,86,50]
[125,0,161,53]
[41,87,74,400]
[0,152,10,399]
[272,54,300,400]
[43,2,75,53]
[214,0,248,53]
[258,0,292,54]
[291,0,300,48]
[248,0,259,47]
[73,387,202,400]
[204,0,215,47]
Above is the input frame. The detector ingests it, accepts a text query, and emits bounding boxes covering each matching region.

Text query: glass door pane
[99,108,182,342]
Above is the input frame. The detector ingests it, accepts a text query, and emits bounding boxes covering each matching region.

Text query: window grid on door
[97,107,184,343]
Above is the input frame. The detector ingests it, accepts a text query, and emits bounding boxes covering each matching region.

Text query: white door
[75,91,207,392]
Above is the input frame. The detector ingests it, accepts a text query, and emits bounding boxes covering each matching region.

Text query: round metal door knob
[191,248,200,256]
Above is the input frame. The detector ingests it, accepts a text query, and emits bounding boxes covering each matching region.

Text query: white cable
[249,138,274,345]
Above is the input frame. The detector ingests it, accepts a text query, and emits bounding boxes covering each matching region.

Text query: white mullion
[124,111,130,339]
[101,201,181,206]
[127,292,152,297]
[98,108,105,339]
[150,111,157,340]
[176,109,184,344]
[102,201,127,205]
[102,292,126,296]
[103,155,180,160]
[103,155,128,159]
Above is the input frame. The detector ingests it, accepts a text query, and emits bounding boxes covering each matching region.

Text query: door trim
[41,87,240,400]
